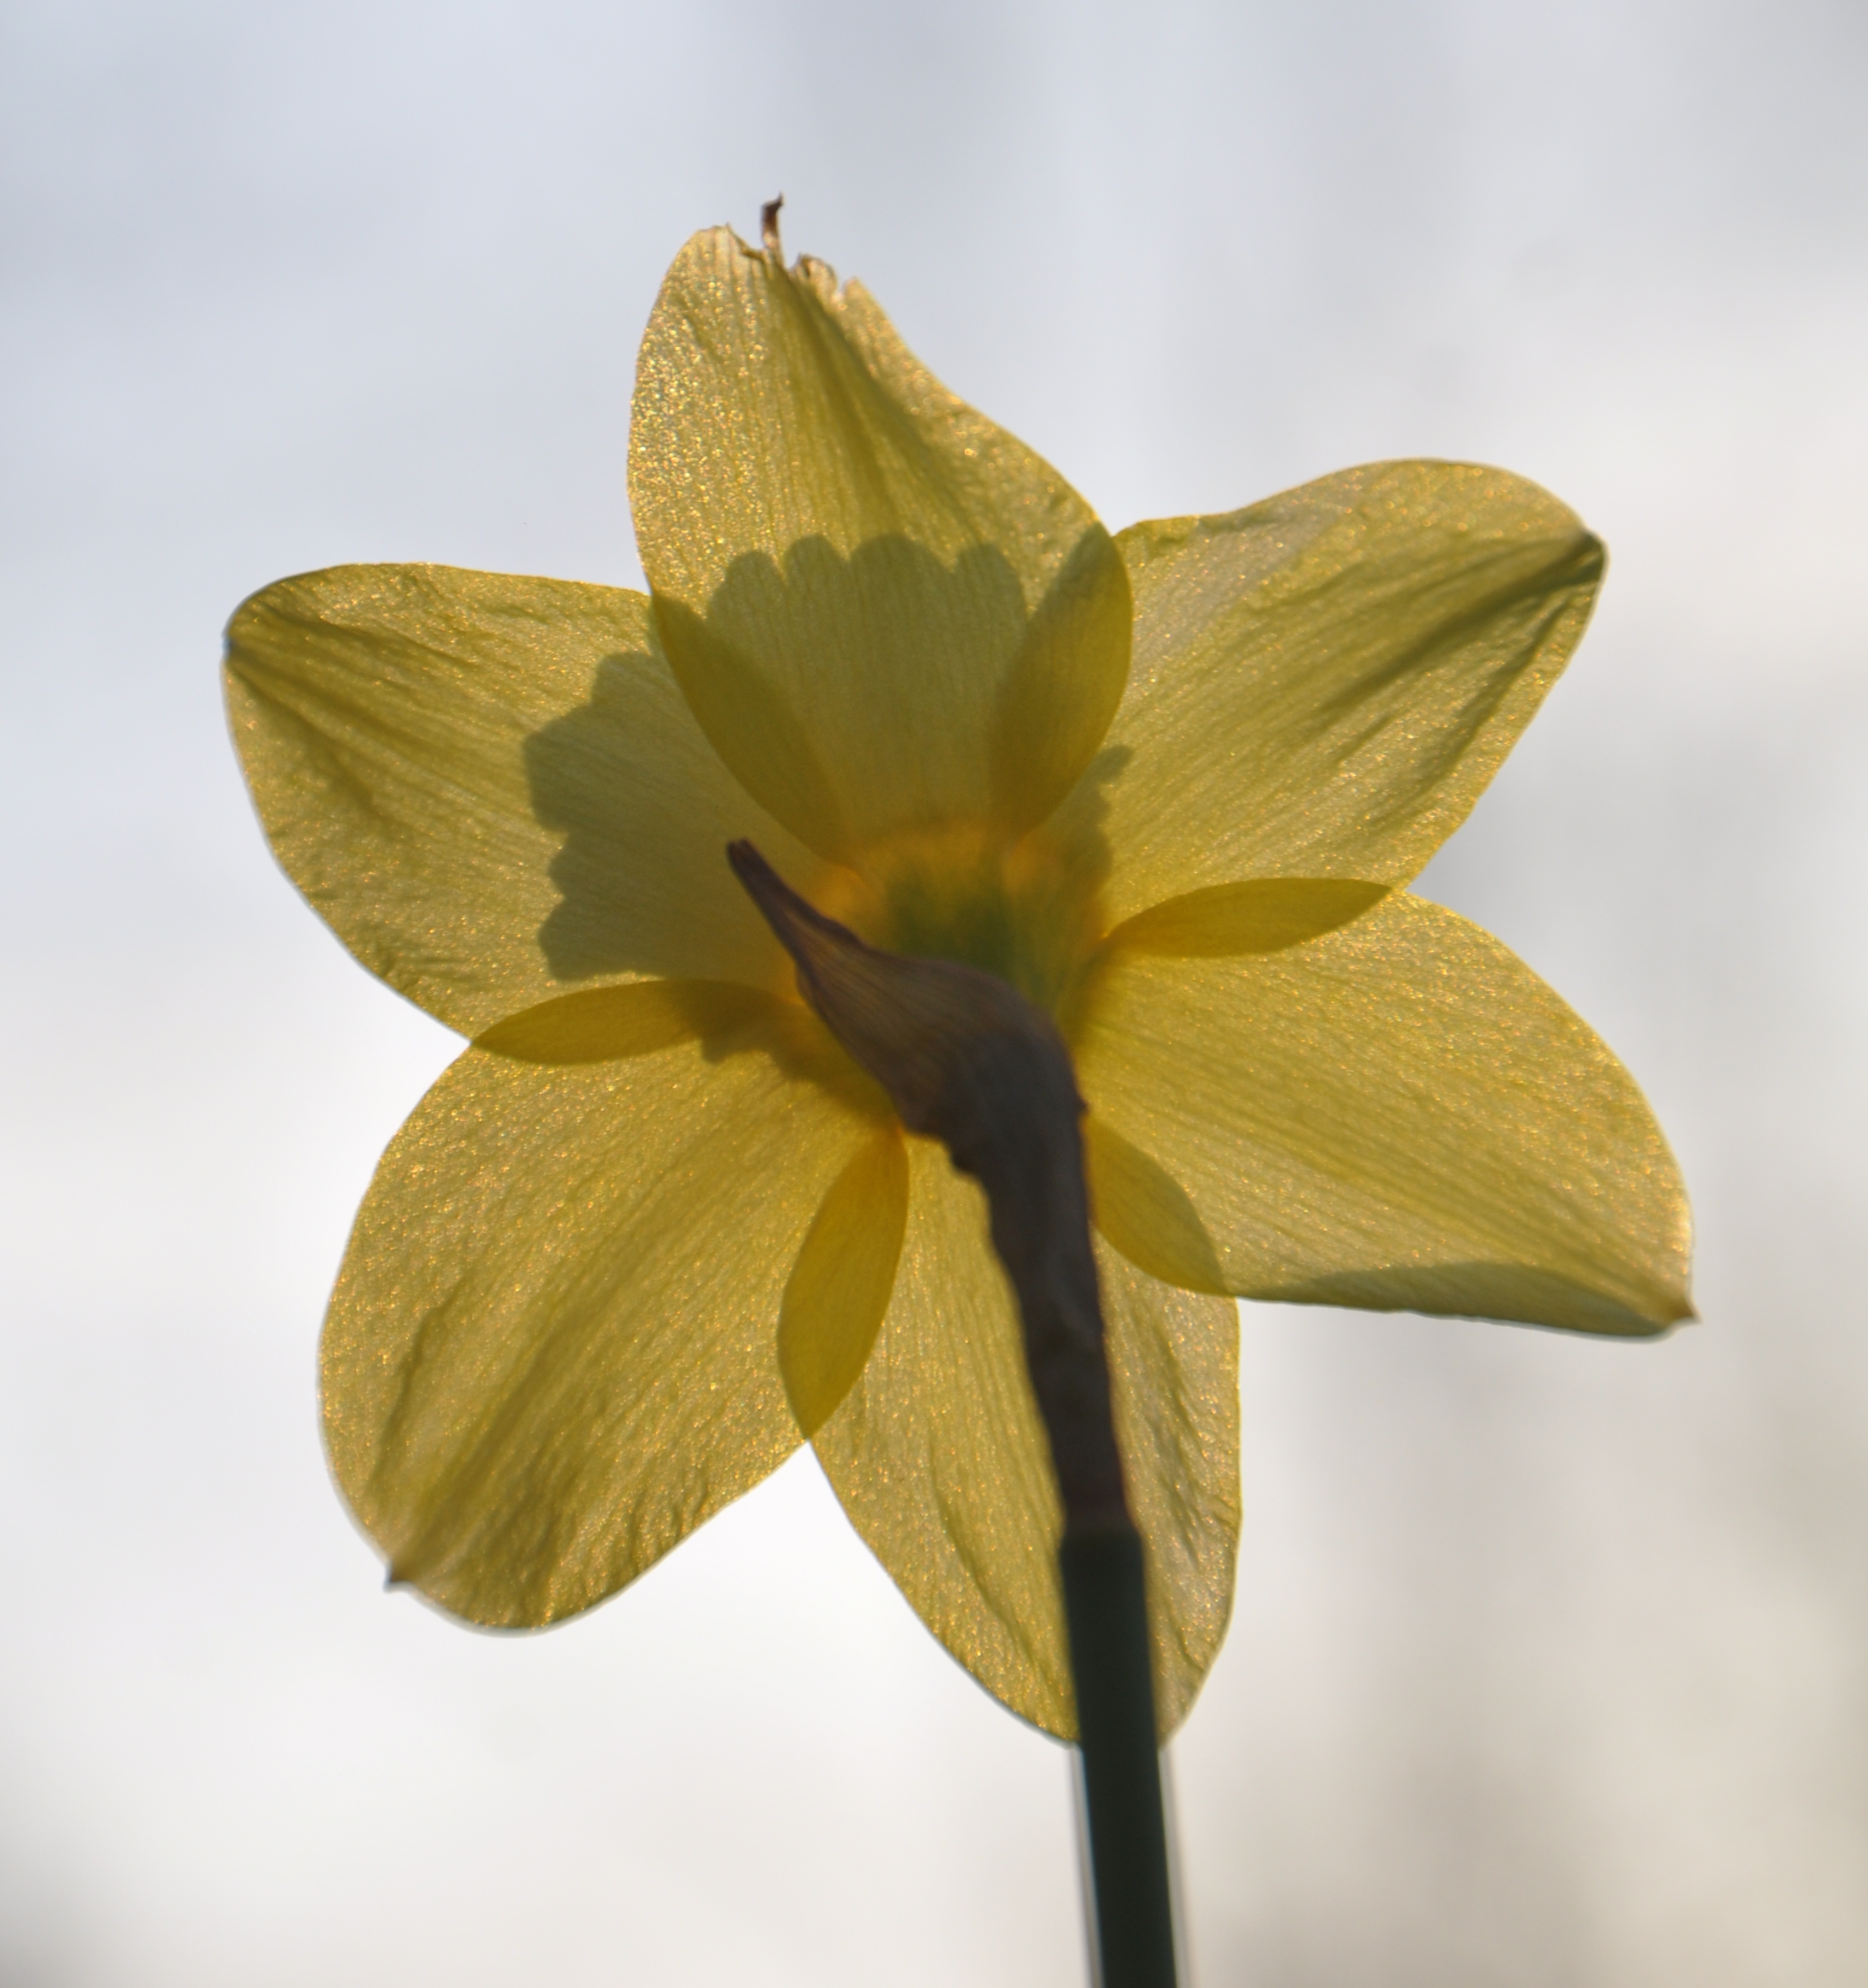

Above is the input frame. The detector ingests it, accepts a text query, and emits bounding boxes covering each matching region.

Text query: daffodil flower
[225,222,1691,1742]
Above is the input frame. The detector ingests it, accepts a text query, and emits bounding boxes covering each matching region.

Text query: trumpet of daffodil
[225,220,1691,1741]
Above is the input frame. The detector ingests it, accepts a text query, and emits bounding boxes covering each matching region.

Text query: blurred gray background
[2,1,1863,1982]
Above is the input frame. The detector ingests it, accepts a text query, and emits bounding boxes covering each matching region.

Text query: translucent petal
[322,994,881,1625]
[474,979,786,1064]
[225,563,821,1035]
[1106,878,1390,957]
[778,1125,910,1438]
[1100,1238,1240,1734]
[1076,892,1692,1336]
[1084,1118,1229,1297]
[630,228,1129,860]
[1075,462,1603,926]
[813,1140,1241,1738]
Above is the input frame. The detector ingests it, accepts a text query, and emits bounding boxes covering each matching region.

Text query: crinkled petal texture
[1076,892,1692,1336]
[630,228,1131,860]
[322,989,885,1624]
[810,1140,1239,1739]
[1073,462,1604,928]
[225,564,820,1035]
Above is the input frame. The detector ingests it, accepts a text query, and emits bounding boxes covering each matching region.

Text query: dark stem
[1064,1533,1178,1988]
[727,840,1180,1988]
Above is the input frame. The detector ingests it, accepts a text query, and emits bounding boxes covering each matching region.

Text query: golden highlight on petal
[778,1126,910,1437]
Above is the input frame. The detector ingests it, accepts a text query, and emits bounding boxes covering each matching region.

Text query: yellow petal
[1101,1238,1240,1734]
[813,1140,1240,1738]
[1083,1118,1229,1297]
[1105,878,1391,958]
[1078,463,1603,926]
[630,228,1130,860]
[225,563,820,1035]
[322,994,880,1625]
[778,1123,910,1438]
[474,978,785,1064]
[1077,892,1692,1335]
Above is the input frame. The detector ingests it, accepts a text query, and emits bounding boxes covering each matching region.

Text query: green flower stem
[1061,1530,1179,1988]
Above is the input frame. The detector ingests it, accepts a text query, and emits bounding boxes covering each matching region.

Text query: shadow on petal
[523,642,810,993]
[653,528,1129,862]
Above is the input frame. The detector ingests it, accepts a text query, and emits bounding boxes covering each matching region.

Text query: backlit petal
[813,1140,1241,1738]
[1077,892,1691,1336]
[474,978,787,1064]
[779,1124,910,1438]
[1078,463,1602,925]
[225,564,820,1035]
[630,228,1129,860]
[1101,1240,1240,1734]
[322,992,881,1625]
[1105,878,1391,957]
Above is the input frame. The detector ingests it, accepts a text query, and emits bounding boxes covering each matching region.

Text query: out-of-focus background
[2,1,1862,1982]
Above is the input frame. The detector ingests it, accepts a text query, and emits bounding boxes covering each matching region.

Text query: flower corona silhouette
[226,215,1692,1759]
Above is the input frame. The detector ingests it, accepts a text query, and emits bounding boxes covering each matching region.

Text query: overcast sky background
[2,1,1864,1983]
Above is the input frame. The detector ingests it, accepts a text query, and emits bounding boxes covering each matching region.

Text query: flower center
[812,822,1106,1021]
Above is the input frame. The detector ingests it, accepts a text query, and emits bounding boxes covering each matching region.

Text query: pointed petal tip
[1646,1273,1697,1332]
[1578,1279,1696,1338]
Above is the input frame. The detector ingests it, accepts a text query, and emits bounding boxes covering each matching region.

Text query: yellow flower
[224,223,1691,1740]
